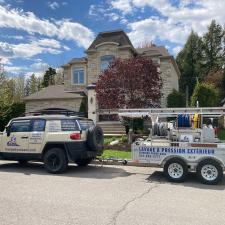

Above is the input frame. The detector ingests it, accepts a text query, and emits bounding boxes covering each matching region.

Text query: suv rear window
[78,120,94,130]
[61,120,79,131]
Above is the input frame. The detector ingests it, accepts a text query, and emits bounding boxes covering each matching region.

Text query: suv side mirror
[5,126,10,137]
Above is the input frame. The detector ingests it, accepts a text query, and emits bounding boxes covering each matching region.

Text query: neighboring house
[24,30,180,123]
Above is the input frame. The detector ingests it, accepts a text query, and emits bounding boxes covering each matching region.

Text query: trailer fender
[196,156,224,169]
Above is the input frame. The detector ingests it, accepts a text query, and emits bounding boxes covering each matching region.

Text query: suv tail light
[70,133,81,140]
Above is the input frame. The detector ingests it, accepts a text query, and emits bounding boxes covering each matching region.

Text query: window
[32,120,46,132]
[72,68,85,84]
[61,120,79,131]
[78,119,94,130]
[10,120,31,132]
[100,55,115,72]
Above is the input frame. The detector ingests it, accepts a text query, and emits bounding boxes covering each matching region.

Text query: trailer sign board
[133,145,215,162]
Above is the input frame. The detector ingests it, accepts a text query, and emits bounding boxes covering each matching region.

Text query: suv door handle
[21,136,28,139]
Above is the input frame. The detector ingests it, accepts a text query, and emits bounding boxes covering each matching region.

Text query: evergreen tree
[202,20,224,74]
[176,31,203,97]
[42,67,56,87]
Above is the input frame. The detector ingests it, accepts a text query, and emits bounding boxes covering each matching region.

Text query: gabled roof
[87,30,134,51]
[23,85,83,101]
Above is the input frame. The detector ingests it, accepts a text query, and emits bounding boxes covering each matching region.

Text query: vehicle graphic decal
[7,135,20,146]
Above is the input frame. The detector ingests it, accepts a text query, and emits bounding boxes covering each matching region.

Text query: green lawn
[101,150,131,159]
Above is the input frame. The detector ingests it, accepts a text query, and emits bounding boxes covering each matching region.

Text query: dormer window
[72,67,85,85]
[100,55,115,72]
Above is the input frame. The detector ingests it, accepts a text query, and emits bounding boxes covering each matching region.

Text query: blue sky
[0,0,224,77]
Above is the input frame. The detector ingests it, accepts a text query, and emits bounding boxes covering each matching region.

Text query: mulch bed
[104,143,131,151]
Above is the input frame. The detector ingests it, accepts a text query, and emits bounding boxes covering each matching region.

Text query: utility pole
[185,85,189,107]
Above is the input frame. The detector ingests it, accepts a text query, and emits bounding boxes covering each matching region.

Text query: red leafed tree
[96,57,162,109]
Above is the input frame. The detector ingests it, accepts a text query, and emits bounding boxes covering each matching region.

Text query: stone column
[87,84,98,123]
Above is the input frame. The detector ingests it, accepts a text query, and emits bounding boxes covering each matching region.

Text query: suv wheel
[43,148,68,174]
[75,158,92,167]
[87,126,104,152]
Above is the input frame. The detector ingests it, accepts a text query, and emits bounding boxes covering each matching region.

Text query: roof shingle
[23,85,82,101]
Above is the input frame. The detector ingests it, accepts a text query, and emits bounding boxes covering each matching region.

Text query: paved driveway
[0,161,225,225]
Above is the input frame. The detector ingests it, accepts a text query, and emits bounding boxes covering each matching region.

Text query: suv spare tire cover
[87,126,104,151]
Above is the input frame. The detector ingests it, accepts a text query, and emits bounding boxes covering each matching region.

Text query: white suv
[0,115,104,173]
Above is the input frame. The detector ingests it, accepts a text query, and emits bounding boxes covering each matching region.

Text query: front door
[2,120,31,154]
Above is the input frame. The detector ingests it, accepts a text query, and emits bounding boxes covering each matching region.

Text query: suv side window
[10,120,31,132]
[32,119,46,132]
[61,120,79,131]
[78,119,94,130]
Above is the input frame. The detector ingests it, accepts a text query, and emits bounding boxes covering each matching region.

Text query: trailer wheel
[164,158,188,182]
[197,159,223,185]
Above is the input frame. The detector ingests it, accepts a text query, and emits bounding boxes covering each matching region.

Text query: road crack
[108,183,159,225]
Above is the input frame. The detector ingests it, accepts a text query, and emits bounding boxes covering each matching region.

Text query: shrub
[191,82,219,107]
[167,89,185,107]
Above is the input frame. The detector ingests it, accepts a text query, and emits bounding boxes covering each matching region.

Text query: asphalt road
[0,161,225,225]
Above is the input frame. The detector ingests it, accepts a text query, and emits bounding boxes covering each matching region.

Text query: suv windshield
[78,119,94,130]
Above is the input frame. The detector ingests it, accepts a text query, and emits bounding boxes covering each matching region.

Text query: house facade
[24,30,180,122]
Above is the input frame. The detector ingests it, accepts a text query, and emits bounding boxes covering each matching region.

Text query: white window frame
[71,67,85,85]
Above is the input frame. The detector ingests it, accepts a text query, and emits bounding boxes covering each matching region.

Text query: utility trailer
[119,107,225,185]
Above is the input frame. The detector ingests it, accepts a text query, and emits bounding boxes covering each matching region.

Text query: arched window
[100,55,115,72]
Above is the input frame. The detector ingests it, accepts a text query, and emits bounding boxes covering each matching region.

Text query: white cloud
[56,20,94,48]
[37,38,61,49]
[88,3,126,23]
[0,57,12,65]
[4,60,50,77]
[63,45,70,51]
[30,61,49,71]
[108,0,225,47]
[25,71,44,78]
[172,46,183,56]
[1,34,24,40]
[48,1,60,10]
[0,42,14,57]
[128,17,190,46]
[4,65,27,74]
[111,0,133,14]
[0,5,94,48]
[0,38,63,59]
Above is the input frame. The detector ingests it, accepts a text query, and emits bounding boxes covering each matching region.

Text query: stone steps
[97,121,126,136]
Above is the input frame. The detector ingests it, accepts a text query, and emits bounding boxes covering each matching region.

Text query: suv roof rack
[26,109,86,117]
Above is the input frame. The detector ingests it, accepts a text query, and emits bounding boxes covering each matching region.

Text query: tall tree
[202,20,224,74]
[96,57,162,109]
[42,67,56,87]
[176,31,203,97]
[29,74,38,94]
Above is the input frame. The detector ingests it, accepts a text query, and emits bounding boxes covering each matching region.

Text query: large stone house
[24,30,180,123]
